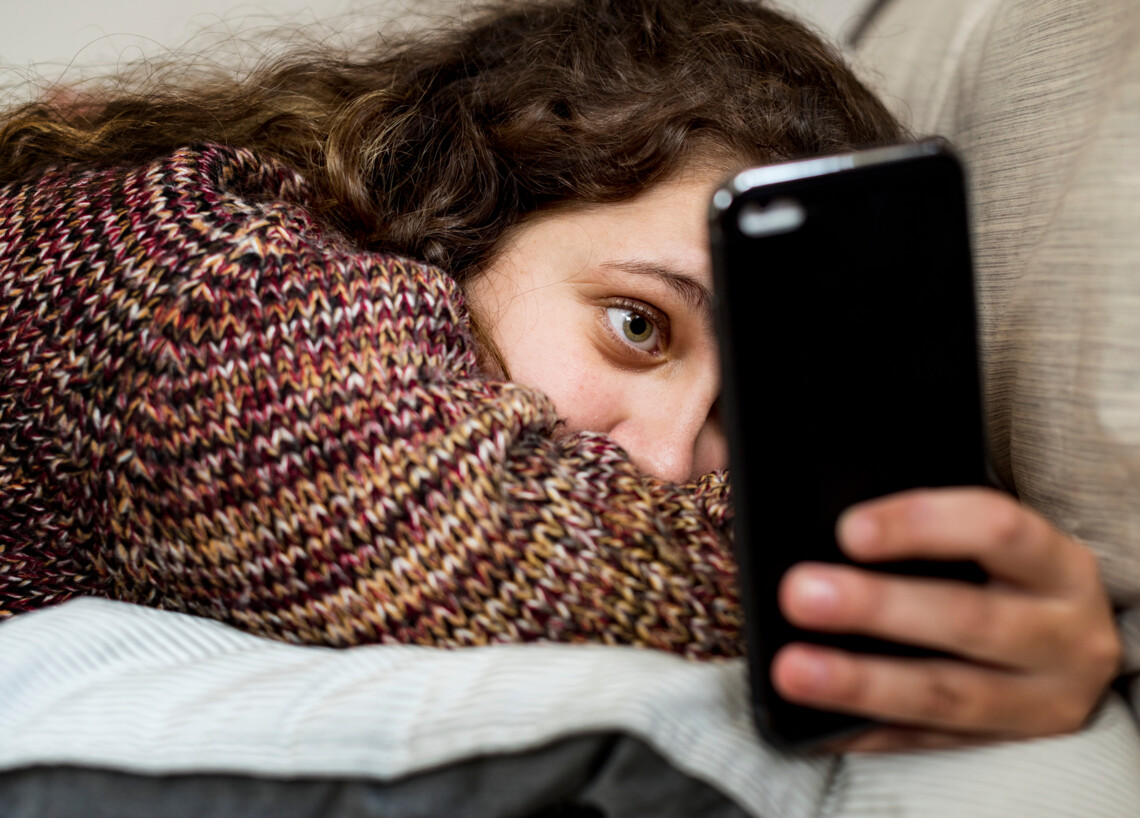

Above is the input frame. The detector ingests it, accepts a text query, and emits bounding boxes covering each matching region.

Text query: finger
[779,563,1076,669]
[827,725,1002,754]
[837,487,1081,592]
[771,644,1093,736]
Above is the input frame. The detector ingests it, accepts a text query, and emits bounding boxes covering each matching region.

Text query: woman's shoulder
[2,142,357,256]
[0,141,476,384]
[1,143,313,257]
[1,141,459,297]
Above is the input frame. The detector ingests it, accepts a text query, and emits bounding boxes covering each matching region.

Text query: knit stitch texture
[0,144,742,658]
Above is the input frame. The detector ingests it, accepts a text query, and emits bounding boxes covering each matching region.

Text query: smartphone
[709,141,995,749]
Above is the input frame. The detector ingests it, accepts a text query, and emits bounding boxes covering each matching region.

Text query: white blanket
[3,598,1140,817]
[0,598,829,817]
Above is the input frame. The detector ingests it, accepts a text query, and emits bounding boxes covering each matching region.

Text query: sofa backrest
[855,0,1140,609]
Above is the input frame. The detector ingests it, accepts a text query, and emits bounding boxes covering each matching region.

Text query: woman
[0,0,1120,755]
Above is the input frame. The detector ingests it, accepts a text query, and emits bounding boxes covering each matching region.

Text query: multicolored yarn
[0,144,741,658]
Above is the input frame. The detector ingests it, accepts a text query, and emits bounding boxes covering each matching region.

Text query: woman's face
[467,167,727,483]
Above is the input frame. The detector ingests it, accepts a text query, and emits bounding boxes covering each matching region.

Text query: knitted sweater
[0,144,742,658]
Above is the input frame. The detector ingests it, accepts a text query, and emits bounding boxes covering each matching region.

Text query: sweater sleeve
[81,148,741,659]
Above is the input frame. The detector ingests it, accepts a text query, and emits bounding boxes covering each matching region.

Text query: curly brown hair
[0,0,900,278]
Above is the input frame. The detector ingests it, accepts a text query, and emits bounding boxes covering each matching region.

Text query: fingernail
[796,574,839,613]
[793,652,830,694]
[840,511,879,552]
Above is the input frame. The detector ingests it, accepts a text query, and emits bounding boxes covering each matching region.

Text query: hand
[771,487,1122,752]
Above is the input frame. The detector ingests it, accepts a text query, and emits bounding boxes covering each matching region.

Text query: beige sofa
[853,0,1140,706]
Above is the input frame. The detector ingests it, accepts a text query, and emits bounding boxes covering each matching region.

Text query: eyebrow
[599,260,714,325]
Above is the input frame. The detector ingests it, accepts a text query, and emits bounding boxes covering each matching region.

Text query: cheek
[491,302,624,434]
[469,266,632,436]
[507,336,626,434]
[548,370,629,435]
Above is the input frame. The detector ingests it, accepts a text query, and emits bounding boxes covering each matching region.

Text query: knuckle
[1070,543,1104,586]
[901,492,936,530]
[1033,603,1076,657]
[1053,695,1094,734]
[983,499,1023,545]
[915,666,973,724]
[856,574,891,630]
[833,655,893,717]
[944,586,994,650]
[837,658,874,708]
[1085,625,1123,679]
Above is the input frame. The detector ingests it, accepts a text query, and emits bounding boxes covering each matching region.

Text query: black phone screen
[710,143,992,748]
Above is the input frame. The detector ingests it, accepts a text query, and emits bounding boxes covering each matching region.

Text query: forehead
[508,168,725,271]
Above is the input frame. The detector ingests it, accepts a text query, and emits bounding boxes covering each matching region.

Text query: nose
[609,388,727,483]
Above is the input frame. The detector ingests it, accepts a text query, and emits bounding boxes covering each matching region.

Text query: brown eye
[607,307,660,352]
